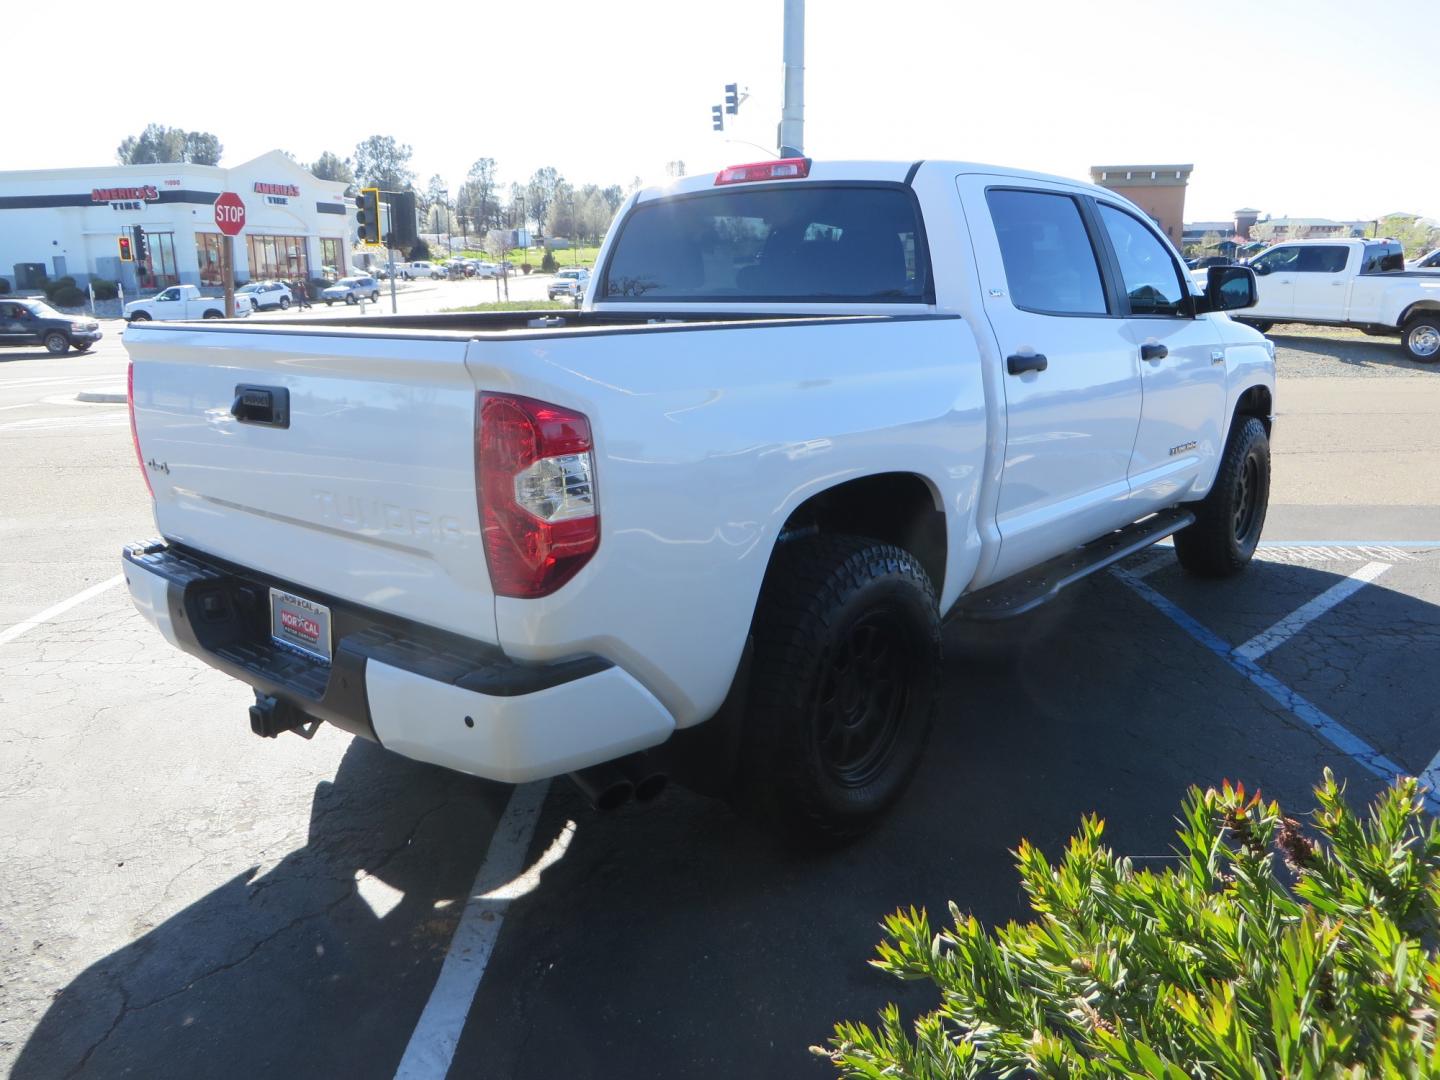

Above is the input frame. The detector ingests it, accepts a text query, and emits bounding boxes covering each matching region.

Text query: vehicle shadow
[0,349,95,362]
[10,739,516,1080]
[1268,328,1433,374]
[14,559,1435,1080]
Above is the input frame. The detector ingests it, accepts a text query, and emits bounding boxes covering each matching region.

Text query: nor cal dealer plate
[269,588,333,663]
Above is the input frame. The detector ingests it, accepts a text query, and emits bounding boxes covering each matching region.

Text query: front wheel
[345,294,357,305]
[370,292,380,303]
[129,312,151,322]
[202,310,223,319]
[1240,319,1273,334]
[325,299,334,306]
[44,332,70,355]
[1401,314,1440,362]
[737,535,941,845]
[1174,416,1271,577]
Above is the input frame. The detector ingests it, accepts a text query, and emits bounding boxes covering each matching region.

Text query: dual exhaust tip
[568,753,667,811]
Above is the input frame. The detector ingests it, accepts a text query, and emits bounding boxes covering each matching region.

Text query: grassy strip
[439,300,575,313]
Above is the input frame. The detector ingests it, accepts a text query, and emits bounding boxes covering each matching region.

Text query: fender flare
[1397,299,1440,328]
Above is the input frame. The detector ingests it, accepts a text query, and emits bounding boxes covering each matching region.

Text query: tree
[601,185,625,213]
[665,160,686,178]
[353,135,415,192]
[526,166,563,238]
[461,158,498,232]
[1377,213,1440,258]
[309,151,355,186]
[117,124,223,165]
[1201,229,1223,252]
[820,771,1440,1080]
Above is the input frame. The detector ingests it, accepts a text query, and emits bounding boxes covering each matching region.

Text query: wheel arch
[1398,300,1440,328]
[772,471,948,598]
[1232,382,1273,437]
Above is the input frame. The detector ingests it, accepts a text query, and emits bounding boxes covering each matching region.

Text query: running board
[948,508,1195,622]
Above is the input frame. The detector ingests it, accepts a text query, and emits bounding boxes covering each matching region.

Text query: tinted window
[1361,243,1404,274]
[1296,246,1349,273]
[1250,246,1299,274]
[986,189,1107,315]
[602,186,928,302]
[1096,203,1188,316]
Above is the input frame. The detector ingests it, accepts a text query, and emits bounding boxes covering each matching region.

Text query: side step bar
[948,508,1195,622]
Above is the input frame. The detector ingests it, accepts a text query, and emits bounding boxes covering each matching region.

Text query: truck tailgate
[127,325,495,644]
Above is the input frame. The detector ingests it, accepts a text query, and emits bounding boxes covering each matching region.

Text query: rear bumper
[121,540,675,782]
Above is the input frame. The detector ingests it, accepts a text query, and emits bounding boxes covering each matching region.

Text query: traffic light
[724,83,739,115]
[384,190,418,249]
[132,226,149,263]
[355,187,381,244]
[117,235,134,262]
[711,105,724,132]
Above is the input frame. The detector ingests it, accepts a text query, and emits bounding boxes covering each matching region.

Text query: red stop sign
[214,191,246,236]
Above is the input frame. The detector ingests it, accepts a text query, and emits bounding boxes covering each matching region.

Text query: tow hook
[249,693,319,739]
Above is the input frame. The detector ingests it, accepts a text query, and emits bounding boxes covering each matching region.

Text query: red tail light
[713,157,811,185]
[477,393,599,598]
[127,361,154,500]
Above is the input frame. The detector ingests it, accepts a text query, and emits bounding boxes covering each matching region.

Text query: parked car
[548,267,591,299]
[1408,249,1440,271]
[400,261,439,280]
[0,298,102,354]
[319,276,382,305]
[446,262,470,280]
[1235,238,1440,359]
[122,157,1270,841]
[124,284,252,321]
[237,281,293,310]
[472,262,501,279]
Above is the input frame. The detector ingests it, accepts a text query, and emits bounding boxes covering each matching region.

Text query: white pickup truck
[121,158,1274,841]
[124,284,252,322]
[1235,238,1440,361]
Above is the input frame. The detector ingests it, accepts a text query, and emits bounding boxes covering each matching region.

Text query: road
[2,320,1438,1078]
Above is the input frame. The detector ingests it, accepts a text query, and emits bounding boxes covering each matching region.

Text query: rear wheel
[370,292,380,302]
[737,535,941,845]
[1174,416,1270,577]
[345,294,357,305]
[43,332,69,355]
[279,297,291,310]
[1401,314,1440,362]
[202,310,223,319]
[325,299,334,306]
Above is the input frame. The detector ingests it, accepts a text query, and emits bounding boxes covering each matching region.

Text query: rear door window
[985,188,1108,315]
[1361,243,1404,274]
[1296,246,1350,273]
[601,185,930,302]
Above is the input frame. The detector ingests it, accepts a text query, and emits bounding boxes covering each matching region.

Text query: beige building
[1089,164,1193,247]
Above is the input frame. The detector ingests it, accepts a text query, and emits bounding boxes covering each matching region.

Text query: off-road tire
[737,535,941,845]
[1401,314,1440,362]
[1174,416,1270,577]
[43,332,69,355]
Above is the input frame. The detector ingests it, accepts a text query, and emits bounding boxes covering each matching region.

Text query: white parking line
[1113,567,1440,815]
[0,575,124,647]
[1232,561,1390,661]
[393,779,564,1080]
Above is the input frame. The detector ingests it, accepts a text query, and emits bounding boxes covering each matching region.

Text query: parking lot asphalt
[2,324,1438,1078]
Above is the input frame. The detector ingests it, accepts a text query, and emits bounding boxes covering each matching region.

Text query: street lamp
[516,194,527,268]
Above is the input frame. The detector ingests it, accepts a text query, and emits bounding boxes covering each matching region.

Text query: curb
[76,391,127,404]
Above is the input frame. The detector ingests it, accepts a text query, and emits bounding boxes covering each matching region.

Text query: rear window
[600,185,930,302]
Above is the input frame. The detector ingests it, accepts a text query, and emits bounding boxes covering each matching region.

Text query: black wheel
[43,332,70,355]
[737,535,941,844]
[345,294,357,305]
[1174,416,1270,577]
[1241,319,1273,334]
[129,311,151,322]
[370,292,379,303]
[1401,314,1440,362]
[279,297,291,310]
[325,299,334,306]
[202,310,223,319]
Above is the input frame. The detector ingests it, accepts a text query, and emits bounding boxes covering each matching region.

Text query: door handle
[1006,353,1047,375]
[1140,343,1168,362]
[231,384,290,428]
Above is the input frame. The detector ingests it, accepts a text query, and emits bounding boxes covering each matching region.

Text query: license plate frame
[268,588,333,664]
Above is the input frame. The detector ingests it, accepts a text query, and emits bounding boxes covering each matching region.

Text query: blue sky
[8,0,1437,222]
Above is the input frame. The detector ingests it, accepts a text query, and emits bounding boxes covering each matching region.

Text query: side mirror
[1200,265,1257,313]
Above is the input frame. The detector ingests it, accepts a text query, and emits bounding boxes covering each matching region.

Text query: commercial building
[0,151,352,293]
[1089,164,1193,247]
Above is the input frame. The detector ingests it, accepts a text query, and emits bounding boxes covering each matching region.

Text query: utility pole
[779,0,805,157]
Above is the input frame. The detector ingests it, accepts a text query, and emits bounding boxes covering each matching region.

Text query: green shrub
[540,249,558,273]
[42,276,77,301]
[49,285,86,307]
[89,278,119,301]
[820,771,1440,1079]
